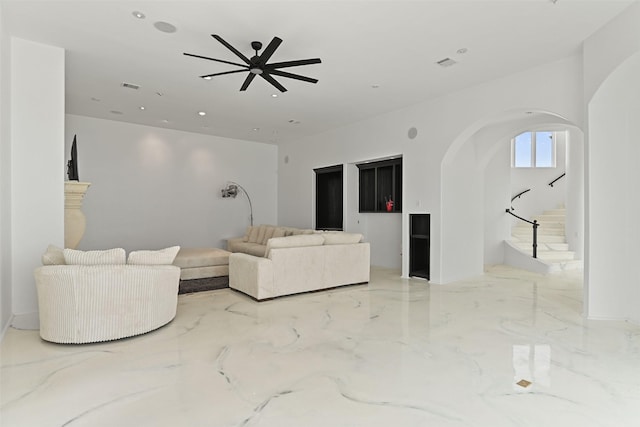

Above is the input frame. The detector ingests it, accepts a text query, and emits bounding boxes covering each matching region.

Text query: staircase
[508,207,582,272]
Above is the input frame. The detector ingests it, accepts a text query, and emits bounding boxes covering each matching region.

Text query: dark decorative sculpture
[67,135,79,181]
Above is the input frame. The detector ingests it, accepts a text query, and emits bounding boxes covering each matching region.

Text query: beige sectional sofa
[227,225,370,300]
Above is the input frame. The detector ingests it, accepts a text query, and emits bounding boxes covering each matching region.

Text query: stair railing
[505,209,539,258]
[510,188,531,211]
[548,173,566,187]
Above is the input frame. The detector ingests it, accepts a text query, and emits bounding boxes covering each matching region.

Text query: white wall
[565,128,584,259]
[483,138,510,266]
[65,115,278,252]
[0,3,12,337]
[587,53,640,323]
[584,2,640,324]
[278,55,584,283]
[10,38,65,323]
[441,133,484,282]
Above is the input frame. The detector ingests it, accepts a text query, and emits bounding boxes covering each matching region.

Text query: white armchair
[35,264,180,343]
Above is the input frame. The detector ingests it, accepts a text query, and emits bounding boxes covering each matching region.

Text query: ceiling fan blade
[267,58,322,69]
[260,73,287,92]
[212,34,251,65]
[200,69,249,79]
[184,52,248,69]
[267,69,318,84]
[240,73,257,91]
[258,37,282,66]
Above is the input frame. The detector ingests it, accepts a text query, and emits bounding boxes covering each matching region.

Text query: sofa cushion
[272,227,286,238]
[128,246,181,265]
[256,225,268,244]
[237,243,267,257]
[262,226,276,244]
[173,247,230,268]
[42,245,66,265]
[248,226,260,243]
[63,248,126,265]
[291,228,314,236]
[322,232,364,245]
[265,234,325,257]
[243,226,253,242]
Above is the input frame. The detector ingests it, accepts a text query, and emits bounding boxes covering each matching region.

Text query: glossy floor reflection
[1,266,639,427]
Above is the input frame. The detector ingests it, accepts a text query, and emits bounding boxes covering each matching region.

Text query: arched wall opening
[439,109,583,284]
[586,51,640,323]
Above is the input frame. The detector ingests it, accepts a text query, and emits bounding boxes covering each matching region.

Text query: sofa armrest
[228,253,274,300]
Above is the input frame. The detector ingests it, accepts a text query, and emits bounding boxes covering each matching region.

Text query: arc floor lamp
[221,181,253,226]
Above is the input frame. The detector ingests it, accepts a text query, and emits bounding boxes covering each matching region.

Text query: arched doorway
[439,109,584,283]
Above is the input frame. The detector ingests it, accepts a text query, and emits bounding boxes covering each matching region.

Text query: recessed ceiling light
[139,106,145,110]
[371,84,380,89]
[271,94,278,98]
[253,128,260,131]
[457,48,468,55]
[162,119,169,123]
[132,11,145,19]
[90,97,101,102]
[198,111,206,116]
[203,76,212,80]
[153,21,177,34]
[156,92,163,97]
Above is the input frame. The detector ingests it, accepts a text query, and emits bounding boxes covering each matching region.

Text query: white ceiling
[3,0,633,144]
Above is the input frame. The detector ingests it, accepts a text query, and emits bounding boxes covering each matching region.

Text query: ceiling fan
[184,34,321,92]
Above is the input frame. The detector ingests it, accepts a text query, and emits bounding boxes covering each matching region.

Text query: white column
[10,38,65,324]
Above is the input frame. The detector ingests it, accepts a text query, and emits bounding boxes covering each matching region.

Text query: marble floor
[1,266,639,427]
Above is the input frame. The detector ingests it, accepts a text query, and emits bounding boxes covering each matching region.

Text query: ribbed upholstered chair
[35,246,181,344]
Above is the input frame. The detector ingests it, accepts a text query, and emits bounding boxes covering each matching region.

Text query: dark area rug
[179,276,229,294]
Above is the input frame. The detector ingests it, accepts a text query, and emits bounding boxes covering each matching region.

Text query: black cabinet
[357,157,402,213]
[314,165,343,230]
[410,214,430,280]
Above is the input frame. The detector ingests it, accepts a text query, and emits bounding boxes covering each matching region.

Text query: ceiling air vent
[436,58,457,68]
[121,82,140,90]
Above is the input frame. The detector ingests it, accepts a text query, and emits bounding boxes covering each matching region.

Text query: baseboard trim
[0,313,14,343]
[11,312,40,330]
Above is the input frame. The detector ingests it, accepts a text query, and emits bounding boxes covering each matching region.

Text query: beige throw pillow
[262,226,276,244]
[243,226,253,242]
[272,227,286,238]
[127,246,181,265]
[63,248,126,265]
[42,245,66,265]
[256,225,267,244]
[248,226,260,243]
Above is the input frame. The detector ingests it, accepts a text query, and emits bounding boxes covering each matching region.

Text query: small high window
[512,131,555,168]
